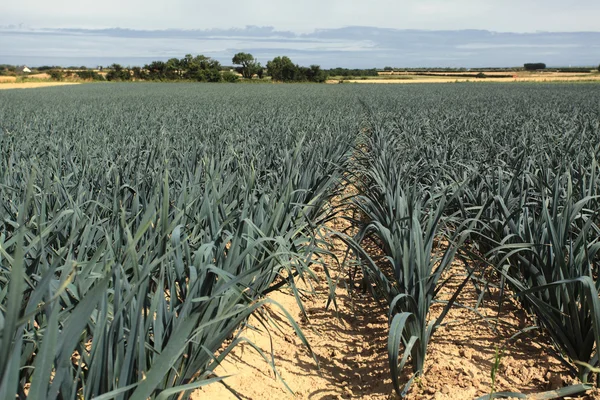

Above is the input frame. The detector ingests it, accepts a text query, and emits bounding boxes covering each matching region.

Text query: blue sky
[1,0,599,68]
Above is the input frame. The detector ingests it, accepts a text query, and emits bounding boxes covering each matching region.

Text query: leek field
[1,83,599,399]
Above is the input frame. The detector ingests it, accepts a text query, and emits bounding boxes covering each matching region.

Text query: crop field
[0,83,599,399]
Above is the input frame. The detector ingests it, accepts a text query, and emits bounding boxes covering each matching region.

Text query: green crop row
[346,84,600,397]
[0,84,357,399]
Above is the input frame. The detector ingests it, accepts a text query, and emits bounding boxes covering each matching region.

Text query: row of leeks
[345,97,600,397]
[0,125,354,399]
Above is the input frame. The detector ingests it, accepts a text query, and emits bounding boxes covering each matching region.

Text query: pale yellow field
[330,74,600,84]
[0,82,80,90]
[26,73,52,79]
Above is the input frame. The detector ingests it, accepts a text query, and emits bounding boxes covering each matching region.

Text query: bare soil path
[196,200,394,400]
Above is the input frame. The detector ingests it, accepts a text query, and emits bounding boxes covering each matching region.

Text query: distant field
[328,70,600,84]
[0,82,80,90]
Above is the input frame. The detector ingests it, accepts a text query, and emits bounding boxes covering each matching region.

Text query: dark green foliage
[75,70,105,81]
[0,83,358,399]
[266,56,328,82]
[0,64,17,75]
[302,65,328,83]
[524,63,546,70]
[222,71,240,82]
[179,54,222,82]
[35,65,63,71]
[144,60,168,79]
[326,67,379,77]
[48,70,64,81]
[232,52,261,79]
[106,63,132,81]
[103,55,224,82]
[266,56,297,82]
[340,84,600,396]
[555,67,593,73]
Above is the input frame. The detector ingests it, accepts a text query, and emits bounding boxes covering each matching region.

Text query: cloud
[3,0,600,32]
[0,26,598,68]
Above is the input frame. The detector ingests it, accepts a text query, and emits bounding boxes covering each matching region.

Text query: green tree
[305,65,327,82]
[130,66,143,80]
[232,52,260,79]
[266,56,297,82]
[185,55,222,82]
[166,58,182,79]
[145,61,167,80]
[106,64,131,81]
[180,54,194,71]
[524,63,546,71]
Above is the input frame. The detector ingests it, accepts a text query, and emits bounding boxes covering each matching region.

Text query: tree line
[6,57,598,83]
[100,53,330,83]
[101,53,382,83]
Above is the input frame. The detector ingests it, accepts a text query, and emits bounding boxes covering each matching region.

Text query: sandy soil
[194,189,593,399]
[196,196,394,400]
[0,82,80,90]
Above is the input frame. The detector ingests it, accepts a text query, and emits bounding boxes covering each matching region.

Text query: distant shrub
[76,70,105,81]
[222,71,240,83]
[326,67,378,77]
[556,67,592,73]
[524,63,546,71]
[49,70,64,81]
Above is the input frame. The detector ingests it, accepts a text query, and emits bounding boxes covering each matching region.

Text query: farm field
[1,83,599,399]
[329,70,600,84]
[0,82,80,90]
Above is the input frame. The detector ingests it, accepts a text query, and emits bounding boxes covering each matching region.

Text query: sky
[1,0,599,68]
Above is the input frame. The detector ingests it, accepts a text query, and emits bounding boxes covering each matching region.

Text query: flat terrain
[328,71,600,84]
[0,82,80,90]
